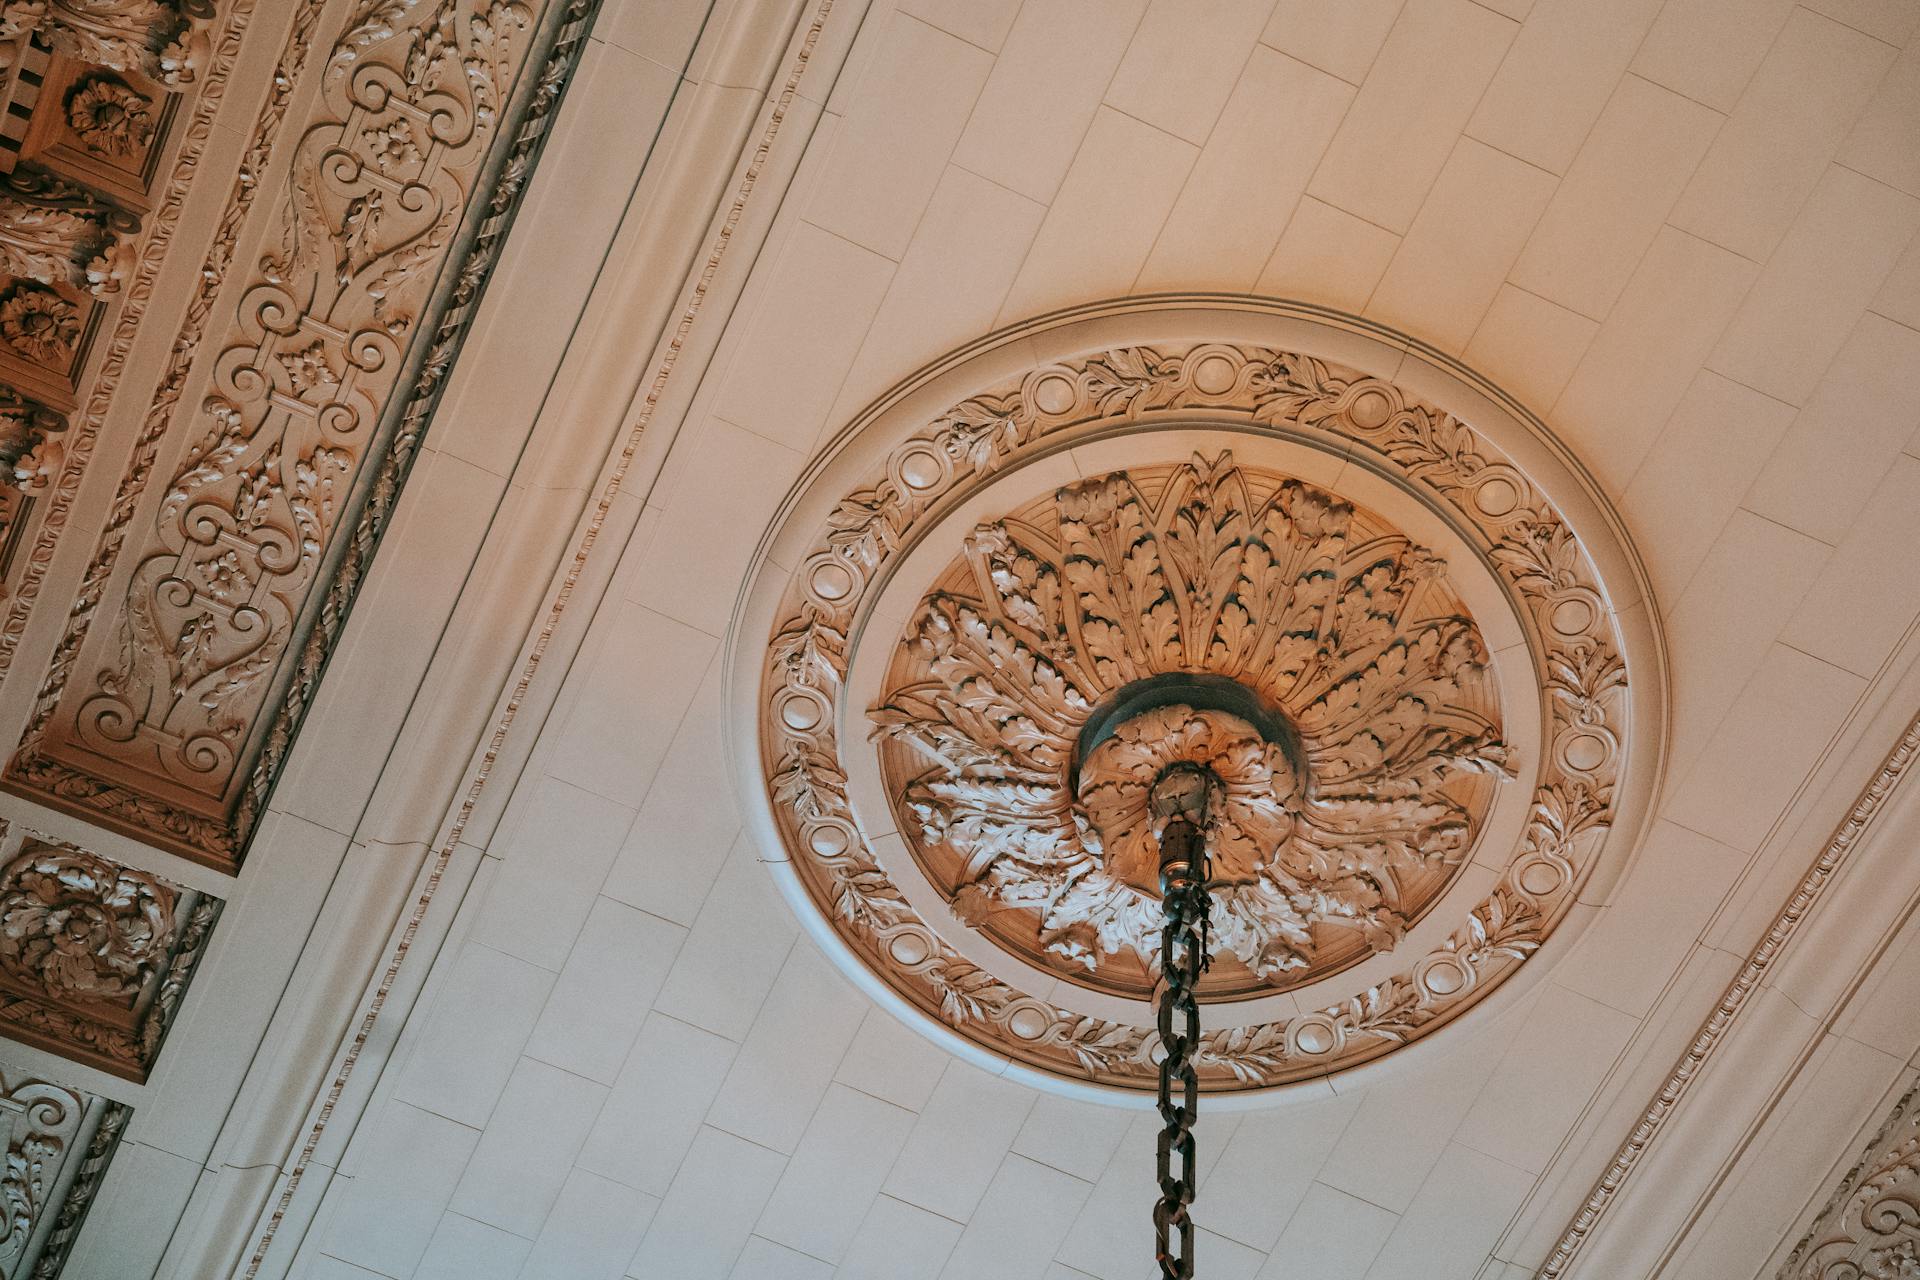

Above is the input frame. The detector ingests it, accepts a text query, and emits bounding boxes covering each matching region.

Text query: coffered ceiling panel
[0,0,594,872]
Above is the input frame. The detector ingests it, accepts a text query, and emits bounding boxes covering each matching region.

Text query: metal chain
[1154,813,1211,1280]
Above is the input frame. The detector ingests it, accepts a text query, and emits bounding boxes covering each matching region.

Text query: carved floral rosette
[743,303,1662,1097]
[0,837,218,1080]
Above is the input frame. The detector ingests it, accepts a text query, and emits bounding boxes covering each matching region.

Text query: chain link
[1154,815,1210,1280]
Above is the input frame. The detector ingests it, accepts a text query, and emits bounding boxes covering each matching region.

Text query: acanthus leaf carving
[0,841,174,1004]
[0,0,216,88]
[0,184,135,299]
[875,455,1511,996]
[0,836,217,1079]
[0,390,65,496]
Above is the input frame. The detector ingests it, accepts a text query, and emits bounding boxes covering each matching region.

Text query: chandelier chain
[1155,814,1210,1280]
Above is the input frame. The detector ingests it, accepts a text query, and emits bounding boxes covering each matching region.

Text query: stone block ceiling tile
[997,106,1196,322]
[1630,0,1797,116]
[803,12,991,263]
[732,299,1665,1102]
[1134,46,1353,295]
[1506,74,1723,325]
[948,0,1146,204]
[1461,285,1597,416]
[0,1060,128,1280]
[1104,0,1277,147]
[1304,0,1516,235]
[1464,0,1667,175]
[1667,8,1894,264]
[1258,1181,1397,1279]
[0,829,220,1081]
[0,0,602,874]
[838,1193,963,1280]
[1260,0,1403,87]
[1363,138,1557,353]
[1256,197,1399,314]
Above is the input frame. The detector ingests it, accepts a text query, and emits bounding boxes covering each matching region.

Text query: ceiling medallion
[732,299,1665,1100]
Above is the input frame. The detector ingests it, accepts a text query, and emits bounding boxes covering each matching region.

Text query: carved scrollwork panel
[2,0,585,870]
[1782,1079,1920,1280]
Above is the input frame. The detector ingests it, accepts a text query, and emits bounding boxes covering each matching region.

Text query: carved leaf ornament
[1783,1081,1920,1280]
[7,0,536,867]
[0,843,172,1003]
[874,456,1510,997]
[0,1070,82,1278]
[754,332,1645,1094]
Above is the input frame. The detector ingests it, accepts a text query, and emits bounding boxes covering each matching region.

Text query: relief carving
[7,0,547,868]
[875,457,1508,995]
[762,341,1631,1091]
[0,391,63,494]
[23,1098,122,1280]
[1782,1079,1920,1280]
[63,73,154,157]
[0,838,217,1080]
[0,0,214,88]
[0,288,77,366]
[0,169,139,296]
[0,843,172,1002]
[0,1070,83,1279]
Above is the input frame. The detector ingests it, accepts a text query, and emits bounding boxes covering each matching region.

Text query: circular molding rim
[723,295,1670,1108]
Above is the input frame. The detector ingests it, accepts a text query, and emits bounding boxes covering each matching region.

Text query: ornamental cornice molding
[731,300,1668,1101]
[1541,704,1920,1278]
[1,0,600,872]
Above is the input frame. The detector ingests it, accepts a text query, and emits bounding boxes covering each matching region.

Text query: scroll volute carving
[3,0,540,872]
[0,1068,85,1277]
[1783,1081,1920,1280]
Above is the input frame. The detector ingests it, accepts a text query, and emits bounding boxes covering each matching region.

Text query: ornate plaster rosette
[731,299,1665,1101]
